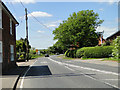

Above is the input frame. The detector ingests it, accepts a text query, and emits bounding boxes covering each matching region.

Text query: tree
[112,36,120,59]
[53,10,104,49]
[16,38,31,59]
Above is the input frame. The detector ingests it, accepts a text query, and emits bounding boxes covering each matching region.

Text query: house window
[10,45,14,61]
[10,19,12,35]
[0,41,2,63]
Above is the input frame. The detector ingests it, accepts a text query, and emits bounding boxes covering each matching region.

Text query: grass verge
[102,58,120,63]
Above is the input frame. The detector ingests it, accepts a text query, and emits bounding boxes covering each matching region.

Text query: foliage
[16,38,31,60]
[76,46,113,58]
[76,47,88,58]
[112,36,120,59]
[65,50,77,58]
[65,50,70,57]
[53,10,104,49]
[102,40,111,46]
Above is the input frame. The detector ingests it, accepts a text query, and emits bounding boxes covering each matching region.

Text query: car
[56,53,59,55]
[45,54,49,57]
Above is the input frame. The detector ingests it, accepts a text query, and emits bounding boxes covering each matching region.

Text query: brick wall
[2,10,17,72]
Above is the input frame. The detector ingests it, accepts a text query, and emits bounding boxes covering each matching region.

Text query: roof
[106,30,120,40]
[0,1,19,25]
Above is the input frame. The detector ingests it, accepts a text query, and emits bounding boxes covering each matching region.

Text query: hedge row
[65,46,114,58]
[65,50,76,58]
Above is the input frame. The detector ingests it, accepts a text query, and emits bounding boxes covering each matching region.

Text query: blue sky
[3,1,119,49]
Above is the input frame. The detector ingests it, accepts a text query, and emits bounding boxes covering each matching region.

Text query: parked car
[45,54,49,57]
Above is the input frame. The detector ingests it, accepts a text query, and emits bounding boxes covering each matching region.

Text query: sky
[3,0,119,49]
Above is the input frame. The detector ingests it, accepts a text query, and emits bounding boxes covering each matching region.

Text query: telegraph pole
[25,8,29,61]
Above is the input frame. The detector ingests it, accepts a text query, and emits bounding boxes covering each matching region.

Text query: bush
[76,47,89,58]
[65,50,69,57]
[65,49,76,58]
[76,46,114,58]
[102,41,111,46]
[112,36,120,59]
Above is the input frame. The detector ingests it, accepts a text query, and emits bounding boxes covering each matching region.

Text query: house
[98,36,106,46]
[97,32,105,46]
[0,1,19,72]
[106,30,120,41]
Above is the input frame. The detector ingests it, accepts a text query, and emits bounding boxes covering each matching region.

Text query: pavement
[2,58,37,89]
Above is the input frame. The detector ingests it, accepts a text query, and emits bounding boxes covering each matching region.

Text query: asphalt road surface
[17,55,119,89]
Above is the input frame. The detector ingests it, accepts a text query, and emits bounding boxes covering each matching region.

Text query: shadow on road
[25,65,52,76]
[2,66,29,76]
[25,73,96,79]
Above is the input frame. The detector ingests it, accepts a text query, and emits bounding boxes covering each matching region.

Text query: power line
[19,0,26,8]
[9,2,17,14]
[19,0,52,31]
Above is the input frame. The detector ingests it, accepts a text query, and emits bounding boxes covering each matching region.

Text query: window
[10,19,12,35]
[10,45,14,61]
[0,41,2,63]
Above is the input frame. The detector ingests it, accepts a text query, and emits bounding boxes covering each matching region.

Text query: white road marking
[19,59,38,89]
[48,57,119,76]
[48,57,120,89]
[101,79,119,81]
[65,66,75,71]
[40,61,47,64]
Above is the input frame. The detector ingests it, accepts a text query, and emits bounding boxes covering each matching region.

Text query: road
[17,55,119,89]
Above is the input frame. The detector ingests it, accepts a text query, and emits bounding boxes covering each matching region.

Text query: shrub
[65,49,76,58]
[76,47,88,58]
[102,41,111,46]
[19,54,24,59]
[112,36,120,59]
[65,50,69,57]
[76,46,114,58]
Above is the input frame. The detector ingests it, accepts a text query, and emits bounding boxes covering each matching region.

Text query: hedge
[112,36,120,59]
[65,49,76,58]
[76,46,114,58]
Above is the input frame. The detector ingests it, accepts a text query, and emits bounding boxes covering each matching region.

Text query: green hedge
[76,46,114,58]
[65,50,76,58]
[112,36,120,59]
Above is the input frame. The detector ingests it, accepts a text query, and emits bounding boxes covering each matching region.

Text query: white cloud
[52,20,62,24]
[99,8,104,11]
[108,0,115,5]
[47,24,57,27]
[37,30,45,33]
[28,11,53,17]
[45,20,62,28]
[97,26,118,39]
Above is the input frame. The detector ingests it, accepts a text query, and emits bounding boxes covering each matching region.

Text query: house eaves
[106,30,120,40]
[0,1,19,25]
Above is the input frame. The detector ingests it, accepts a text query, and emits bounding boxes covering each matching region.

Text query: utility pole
[25,8,29,61]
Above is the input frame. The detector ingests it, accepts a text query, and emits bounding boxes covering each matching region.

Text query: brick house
[0,1,19,72]
[98,36,106,46]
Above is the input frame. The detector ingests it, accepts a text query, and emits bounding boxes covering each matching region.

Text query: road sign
[36,49,38,53]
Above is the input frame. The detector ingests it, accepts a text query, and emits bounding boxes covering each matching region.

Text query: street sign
[36,49,38,53]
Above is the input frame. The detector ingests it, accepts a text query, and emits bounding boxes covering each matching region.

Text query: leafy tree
[16,38,31,59]
[53,10,104,49]
[112,36,120,59]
